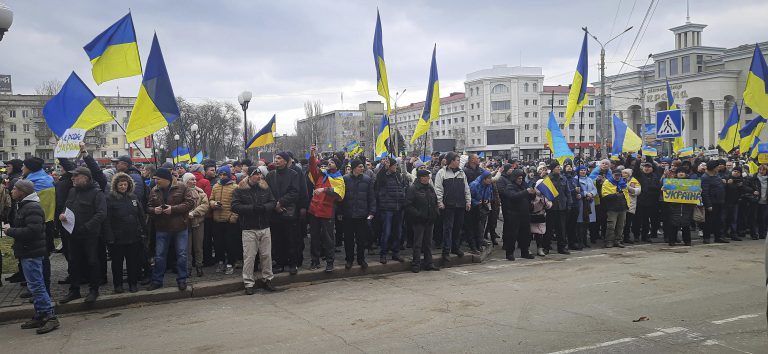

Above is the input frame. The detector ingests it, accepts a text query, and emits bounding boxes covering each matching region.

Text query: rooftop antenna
[686,0,691,23]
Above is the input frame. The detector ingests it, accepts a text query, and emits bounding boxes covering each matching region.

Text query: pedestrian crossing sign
[656,109,682,138]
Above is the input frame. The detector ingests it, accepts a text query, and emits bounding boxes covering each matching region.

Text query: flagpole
[110,116,148,159]
[732,99,745,155]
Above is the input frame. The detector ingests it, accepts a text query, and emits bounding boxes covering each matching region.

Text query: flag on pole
[83,13,142,85]
[42,72,114,137]
[375,115,391,160]
[611,114,642,156]
[246,114,276,149]
[641,146,657,157]
[373,10,391,115]
[192,151,203,163]
[565,32,589,128]
[344,140,363,156]
[749,137,761,159]
[743,44,768,118]
[717,104,741,153]
[677,147,694,157]
[411,44,440,144]
[546,112,575,164]
[738,116,766,155]
[536,176,559,201]
[126,34,180,142]
[170,147,191,162]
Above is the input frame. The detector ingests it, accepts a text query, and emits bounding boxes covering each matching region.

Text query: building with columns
[601,19,768,151]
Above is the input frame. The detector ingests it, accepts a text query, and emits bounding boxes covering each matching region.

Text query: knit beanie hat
[23,157,43,172]
[154,168,173,181]
[182,173,196,184]
[14,179,35,195]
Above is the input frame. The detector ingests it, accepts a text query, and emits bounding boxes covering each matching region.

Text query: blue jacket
[469,170,494,206]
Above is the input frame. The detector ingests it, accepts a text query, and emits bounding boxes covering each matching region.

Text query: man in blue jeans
[146,168,195,291]
[434,152,472,264]
[374,158,406,264]
[4,180,60,334]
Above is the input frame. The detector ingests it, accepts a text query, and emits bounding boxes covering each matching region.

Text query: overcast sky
[2,0,767,134]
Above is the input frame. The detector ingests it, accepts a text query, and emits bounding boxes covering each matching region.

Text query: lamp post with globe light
[190,123,199,162]
[238,91,252,160]
[173,134,180,165]
[0,3,13,42]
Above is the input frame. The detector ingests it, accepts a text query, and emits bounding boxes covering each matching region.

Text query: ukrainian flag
[344,140,363,156]
[677,147,694,158]
[247,115,276,149]
[42,72,114,137]
[738,116,766,155]
[749,137,761,159]
[536,175,559,201]
[126,34,180,142]
[171,147,191,162]
[546,112,574,164]
[83,13,142,85]
[309,166,346,201]
[373,10,391,115]
[743,44,768,118]
[641,146,657,157]
[565,32,589,128]
[611,114,642,156]
[411,44,439,144]
[717,104,741,153]
[26,169,55,223]
[375,115,391,160]
[192,151,203,163]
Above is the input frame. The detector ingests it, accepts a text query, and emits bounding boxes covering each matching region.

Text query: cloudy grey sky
[2,0,767,134]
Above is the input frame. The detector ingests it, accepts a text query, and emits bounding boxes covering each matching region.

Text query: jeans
[242,228,273,287]
[379,210,404,257]
[344,218,369,263]
[152,230,188,285]
[441,207,465,255]
[21,257,54,317]
[724,203,739,237]
[757,204,768,238]
[310,215,335,263]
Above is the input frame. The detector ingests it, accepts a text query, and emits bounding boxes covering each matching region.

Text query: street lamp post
[0,3,13,42]
[391,89,406,155]
[173,134,180,165]
[583,26,633,157]
[621,53,654,125]
[158,144,165,163]
[238,91,252,160]
[190,123,199,162]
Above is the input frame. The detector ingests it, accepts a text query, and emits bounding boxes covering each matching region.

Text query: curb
[0,246,494,323]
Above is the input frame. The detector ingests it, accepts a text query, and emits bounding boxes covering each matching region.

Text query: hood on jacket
[21,192,40,203]
[110,172,135,198]
[238,177,269,190]
[472,169,491,185]
[511,169,526,182]
[217,165,233,184]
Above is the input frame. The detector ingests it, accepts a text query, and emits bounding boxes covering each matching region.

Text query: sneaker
[57,276,72,285]
[521,254,535,259]
[58,292,81,304]
[21,317,45,329]
[324,262,334,273]
[216,262,225,273]
[36,316,60,335]
[244,286,255,295]
[730,237,743,241]
[225,264,234,275]
[20,290,32,299]
[234,260,243,269]
[310,261,321,270]
[506,253,515,261]
[614,243,626,248]
[452,250,465,258]
[5,272,23,283]
[411,265,420,273]
[714,238,730,243]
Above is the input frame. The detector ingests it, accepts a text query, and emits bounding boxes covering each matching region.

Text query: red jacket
[308,155,341,219]
[192,171,212,197]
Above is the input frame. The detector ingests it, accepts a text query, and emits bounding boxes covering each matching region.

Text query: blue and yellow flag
[171,147,191,162]
[26,169,55,223]
[126,34,180,142]
[749,137,761,159]
[718,104,741,153]
[375,115,391,160]
[42,72,114,137]
[344,140,363,156]
[611,114,642,156]
[308,154,346,201]
[247,115,276,149]
[665,79,685,152]
[546,112,574,164]
[536,175,559,201]
[192,151,203,163]
[738,115,766,155]
[373,10,391,115]
[641,146,657,157]
[83,13,142,85]
[677,147,694,158]
[744,44,768,118]
[411,44,440,144]
[565,32,589,128]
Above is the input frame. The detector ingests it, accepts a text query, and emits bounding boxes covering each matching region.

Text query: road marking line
[547,337,636,354]
[565,254,608,261]
[642,327,686,337]
[711,313,761,324]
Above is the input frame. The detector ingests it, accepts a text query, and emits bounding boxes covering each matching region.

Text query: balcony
[35,130,53,138]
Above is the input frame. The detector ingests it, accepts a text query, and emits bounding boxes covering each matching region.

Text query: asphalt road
[1,240,766,354]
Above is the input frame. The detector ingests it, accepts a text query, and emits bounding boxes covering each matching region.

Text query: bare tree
[35,79,63,96]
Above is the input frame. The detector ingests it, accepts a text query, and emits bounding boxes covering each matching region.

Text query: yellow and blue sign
[656,109,682,138]
[662,178,701,205]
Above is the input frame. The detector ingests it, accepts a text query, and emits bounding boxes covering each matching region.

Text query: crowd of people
[1,141,767,335]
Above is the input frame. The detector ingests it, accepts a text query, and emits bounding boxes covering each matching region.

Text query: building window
[558,112,564,118]
[658,61,667,78]
[111,111,117,117]
[471,127,475,133]
[23,124,30,132]
[471,103,475,110]
[589,124,594,129]
[682,56,690,74]
[588,112,594,118]
[113,151,119,158]
[579,112,584,118]
[589,100,594,105]
[10,139,17,146]
[23,138,31,146]
[524,83,529,92]
[472,139,476,144]
[524,112,530,118]
[8,110,15,118]
[548,99,553,105]
[454,118,458,123]
[126,110,132,118]
[22,110,29,118]
[524,99,529,105]
[112,124,118,132]
[691,111,698,130]
[112,137,119,144]
[38,138,47,146]
[669,58,678,76]
[533,83,538,92]
[569,136,575,141]
[569,124,575,129]
[525,137,530,142]
[533,124,538,130]
[524,124,530,130]
[696,55,704,73]
[460,117,464,122]
[589,135,595,141]
[533,99,538,105]
[491,84,509,94]
[10,124,16,132]
[460,105,465,111]
[533,112,538,118]
[491,100,511,111]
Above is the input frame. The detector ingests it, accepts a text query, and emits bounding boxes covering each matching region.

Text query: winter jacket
[231,178,276,230]
[375,170,407,211]
[530,193,552,234]
[665,177,695,227]
[106,167,146,207]
[147,181,196,233]
[497,171,534,215]
[104,172,147,245]
[626,177,641,214]
[632,156,661,207]
[701,173,726,207]
[0,183,11,222]
[187,186,209,228]
[434,167,471,208]
[549,173,574,211]
[83,154,108,192]
[290,163,310,210]
[63,182,107,240]
[463,164,483,185]
[6,193,47,259]
[469,170,494,207]
[405,181,439,223]
[308,154,344,219]
[211,181,239,223]
[192,171,212,198]
[724,176,744,205]
[600,178,629,212]
[265,166,300,220]
[575,176,597,223]
[342,173,376,219]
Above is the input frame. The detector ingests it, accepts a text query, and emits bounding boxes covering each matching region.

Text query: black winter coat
[7,197,47,259]
[701,173,726,207]
[342,173,376,218]
[105,193,146,244]
[405,181,439,223]
[232,179,276,230]
[375,171,406,211]
[666,201,694,227]
[63,183,107,240]
[265,167,300,220]
[497,174,533,215]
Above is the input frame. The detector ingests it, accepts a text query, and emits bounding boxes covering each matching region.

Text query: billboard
[486,129,515,145]
[0,75,11,93]
[432,138,456,152]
